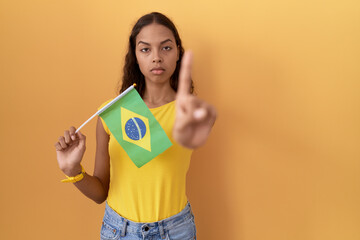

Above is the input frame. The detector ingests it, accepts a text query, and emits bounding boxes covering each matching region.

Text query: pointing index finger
[177,51,193,96]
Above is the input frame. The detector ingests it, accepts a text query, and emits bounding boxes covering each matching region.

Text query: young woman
[55,12,216,240]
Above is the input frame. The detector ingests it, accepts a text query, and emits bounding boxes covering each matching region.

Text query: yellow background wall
[0,0,359,239]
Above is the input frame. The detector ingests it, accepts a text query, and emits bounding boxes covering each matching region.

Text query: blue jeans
[100,202,197,240]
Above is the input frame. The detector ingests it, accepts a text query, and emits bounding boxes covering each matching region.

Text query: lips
[151,67,165,75]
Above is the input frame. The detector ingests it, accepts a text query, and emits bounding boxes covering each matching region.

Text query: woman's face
[135,23,179,85]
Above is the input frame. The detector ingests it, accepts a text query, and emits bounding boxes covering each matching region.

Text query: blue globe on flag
[125,117,147,140]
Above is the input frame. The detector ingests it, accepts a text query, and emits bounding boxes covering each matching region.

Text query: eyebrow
[137,39,173,46]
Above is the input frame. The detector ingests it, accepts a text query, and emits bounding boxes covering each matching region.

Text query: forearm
[73,173,108,204]
[61,164,108,204]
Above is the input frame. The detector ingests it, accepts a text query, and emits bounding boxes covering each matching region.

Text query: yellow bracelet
[61,165,86,183]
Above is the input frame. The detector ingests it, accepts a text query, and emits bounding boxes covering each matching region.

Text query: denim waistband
[103,201,194,238]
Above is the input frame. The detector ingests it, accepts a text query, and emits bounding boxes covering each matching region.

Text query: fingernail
[194,108,206,119]
[71,135,75,140]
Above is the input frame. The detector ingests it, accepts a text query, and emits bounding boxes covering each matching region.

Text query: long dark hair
[118,12,194,97]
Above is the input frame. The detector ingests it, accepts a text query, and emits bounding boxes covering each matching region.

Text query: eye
[140,48,150,53]
[162,46,172,51]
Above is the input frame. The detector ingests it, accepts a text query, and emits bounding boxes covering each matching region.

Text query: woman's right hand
[54,126,86,176]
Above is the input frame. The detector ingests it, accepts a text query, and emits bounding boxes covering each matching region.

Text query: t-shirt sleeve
[97,99,113,135]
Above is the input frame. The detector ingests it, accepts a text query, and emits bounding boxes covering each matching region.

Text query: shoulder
[98,99,114,111]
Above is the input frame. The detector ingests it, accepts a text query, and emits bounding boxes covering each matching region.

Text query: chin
[145,76,171,85]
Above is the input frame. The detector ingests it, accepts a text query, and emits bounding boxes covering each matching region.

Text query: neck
[143,81,176,108]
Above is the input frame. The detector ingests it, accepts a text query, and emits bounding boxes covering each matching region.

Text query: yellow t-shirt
[98,100,193,223]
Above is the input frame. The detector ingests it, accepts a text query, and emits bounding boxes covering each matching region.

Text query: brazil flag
[99,87,172,168]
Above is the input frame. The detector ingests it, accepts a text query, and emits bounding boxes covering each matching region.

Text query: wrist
[61,164,86,183]
[61,164,82,177]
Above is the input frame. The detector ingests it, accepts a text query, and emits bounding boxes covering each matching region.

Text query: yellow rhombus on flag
[121,107,151,152]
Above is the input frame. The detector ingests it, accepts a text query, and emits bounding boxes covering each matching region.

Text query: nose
[152,51,162,63]
[152,57,162,63]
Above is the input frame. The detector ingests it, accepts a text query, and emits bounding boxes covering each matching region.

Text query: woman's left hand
[173,51,217,149]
